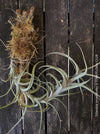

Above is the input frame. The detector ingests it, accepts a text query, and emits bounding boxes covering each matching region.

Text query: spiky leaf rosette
[0,7,100,134]
[1,43,100,134]
[5,7,39,108]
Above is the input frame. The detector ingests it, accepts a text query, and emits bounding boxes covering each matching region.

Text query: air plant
[0,7,100,134]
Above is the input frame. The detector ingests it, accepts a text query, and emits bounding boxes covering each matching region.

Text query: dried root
[7,7,38,63]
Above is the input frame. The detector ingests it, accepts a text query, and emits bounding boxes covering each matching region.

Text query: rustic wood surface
[70,0,93,134]
[45,0,68,134]
[0,1,22,134]
[0,0,100,134]
[19,0,45,134]
[93,0,100,134]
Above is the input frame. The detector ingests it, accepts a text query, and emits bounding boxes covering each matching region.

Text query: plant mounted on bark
[0,7,100,134]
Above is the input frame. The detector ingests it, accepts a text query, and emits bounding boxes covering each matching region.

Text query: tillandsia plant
[6,7,39,107]
[0,7,100,134]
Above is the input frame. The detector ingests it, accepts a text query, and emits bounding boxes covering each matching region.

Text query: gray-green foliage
[0,45,100,134]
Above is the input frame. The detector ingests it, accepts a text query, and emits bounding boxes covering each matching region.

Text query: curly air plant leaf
[0,7,100,134]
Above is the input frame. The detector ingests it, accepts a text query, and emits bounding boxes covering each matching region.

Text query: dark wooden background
[0,0,100,134]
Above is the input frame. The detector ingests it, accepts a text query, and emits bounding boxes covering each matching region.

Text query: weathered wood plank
[19,1,45,134]
[93,0,100,133]
[0,1,22,134]
[45,0,68,133]
[70,0,93,134]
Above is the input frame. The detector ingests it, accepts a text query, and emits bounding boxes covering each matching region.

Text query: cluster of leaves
[0,7,100,134]
[1,45,100,134]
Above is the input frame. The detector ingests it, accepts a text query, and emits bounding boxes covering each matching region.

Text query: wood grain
[45,0,68,133]
[70,0,93,134]
[0,0,22,134]
[0,0,100,134]
[19,0,45,134]
[93,0,100,133]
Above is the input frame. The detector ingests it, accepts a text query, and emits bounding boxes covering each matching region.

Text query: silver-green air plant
[0,7,100,134]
